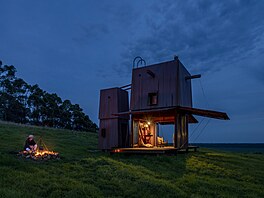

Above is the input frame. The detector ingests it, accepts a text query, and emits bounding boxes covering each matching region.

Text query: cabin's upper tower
[130,58,192,111]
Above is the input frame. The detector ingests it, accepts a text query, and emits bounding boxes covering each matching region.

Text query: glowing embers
[34,150,59,160]
[18,149,59,161]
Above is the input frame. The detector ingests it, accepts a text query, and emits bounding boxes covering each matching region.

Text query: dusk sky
[1,0,263,143]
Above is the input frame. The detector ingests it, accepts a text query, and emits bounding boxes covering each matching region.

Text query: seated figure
[139,136,153,148]
[24,135,38,152]
[157,136,168,147]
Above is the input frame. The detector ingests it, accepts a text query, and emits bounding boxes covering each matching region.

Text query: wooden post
[174,113,188,149]
[131,115,134,147]
[181,114,188,149]
[174,114,180,149]
[178,114,182,149]
[155,123,159,147]
[185,114,189,148]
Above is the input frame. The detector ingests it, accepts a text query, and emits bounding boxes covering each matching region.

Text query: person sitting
[139,136,153,148]
[157,136,168,147]
[24,135,38,152]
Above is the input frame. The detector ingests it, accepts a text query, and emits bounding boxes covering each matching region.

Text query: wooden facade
[130,59,192,111]
[98,88,129,150]
[98,58,229,151]
[130,58,194,149]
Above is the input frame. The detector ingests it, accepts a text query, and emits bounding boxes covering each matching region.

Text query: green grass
[0,122,264,198]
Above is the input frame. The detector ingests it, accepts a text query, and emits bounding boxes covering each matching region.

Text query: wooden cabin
[98,57,229,153]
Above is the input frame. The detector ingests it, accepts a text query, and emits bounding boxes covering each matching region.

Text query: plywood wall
[99,88,129,119]
[98,88,129,150]
[130,59,192,111]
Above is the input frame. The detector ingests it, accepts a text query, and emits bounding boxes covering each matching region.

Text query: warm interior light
[147,122,151,125]
[34,150,58,156]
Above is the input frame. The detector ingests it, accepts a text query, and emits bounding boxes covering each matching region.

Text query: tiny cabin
[98,57,229,152]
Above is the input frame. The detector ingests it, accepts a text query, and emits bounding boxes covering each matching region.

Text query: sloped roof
[113,106,229,122]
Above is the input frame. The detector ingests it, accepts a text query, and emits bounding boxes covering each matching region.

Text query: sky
[0,0,264,143]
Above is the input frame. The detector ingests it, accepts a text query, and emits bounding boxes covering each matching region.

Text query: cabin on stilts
[98,56,229,154]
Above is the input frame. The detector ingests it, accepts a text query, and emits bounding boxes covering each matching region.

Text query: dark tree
[27,84,45,125]
[0,60,98,132]
[59,99,73,129]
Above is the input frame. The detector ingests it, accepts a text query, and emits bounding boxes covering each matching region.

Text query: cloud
[72,23,109,45]
[82,24,109,38]
[104,1,141,30]
[118,0,264,75]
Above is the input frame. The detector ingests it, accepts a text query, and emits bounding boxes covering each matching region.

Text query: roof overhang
[113,106,229,122]
[176,106,229,120]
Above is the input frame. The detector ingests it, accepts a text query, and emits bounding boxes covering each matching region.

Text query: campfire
[18,150,59,160]
[18,138,59,161]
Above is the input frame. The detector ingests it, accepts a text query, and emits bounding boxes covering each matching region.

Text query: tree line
[0,60,98,132]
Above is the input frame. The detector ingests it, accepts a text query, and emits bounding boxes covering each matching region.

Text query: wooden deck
[110,145,198,155]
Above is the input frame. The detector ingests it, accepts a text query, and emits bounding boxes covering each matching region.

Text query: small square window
[148,92,158,105]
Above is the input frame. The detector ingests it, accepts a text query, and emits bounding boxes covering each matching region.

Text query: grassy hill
[0,122,264,198]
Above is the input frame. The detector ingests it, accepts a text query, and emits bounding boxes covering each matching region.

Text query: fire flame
[34,150,58,156]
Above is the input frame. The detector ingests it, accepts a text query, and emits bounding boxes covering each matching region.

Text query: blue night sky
[0,0,264,143]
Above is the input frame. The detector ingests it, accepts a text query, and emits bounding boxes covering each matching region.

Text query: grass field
[0,122,264,198]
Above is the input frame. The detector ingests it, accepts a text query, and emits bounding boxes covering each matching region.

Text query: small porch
[110,145,199,155]
[115,106,229,150]
[130,107,198,150]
